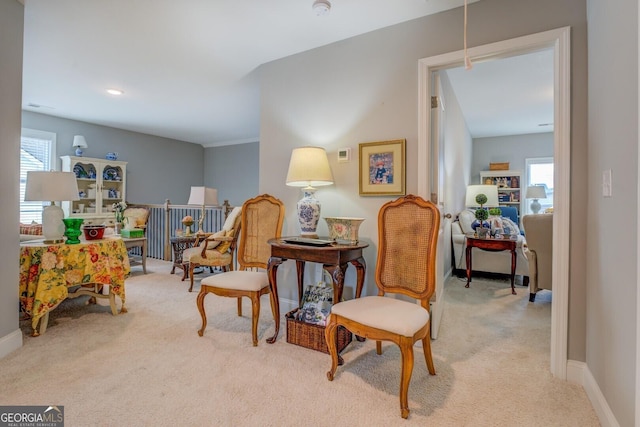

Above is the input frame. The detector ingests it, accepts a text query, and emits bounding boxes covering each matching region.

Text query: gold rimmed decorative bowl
[324,217,365,244]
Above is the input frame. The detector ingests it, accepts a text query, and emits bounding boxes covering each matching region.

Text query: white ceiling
[21,0,550,147]
[445,49,554,138]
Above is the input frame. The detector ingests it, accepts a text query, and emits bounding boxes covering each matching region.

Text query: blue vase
[471,220,490,231]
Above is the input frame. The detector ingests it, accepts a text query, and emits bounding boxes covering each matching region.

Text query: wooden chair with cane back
[324,194,440,419]
[196,194,285,346]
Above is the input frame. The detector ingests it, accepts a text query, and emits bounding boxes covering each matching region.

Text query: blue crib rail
[134,200,228,260]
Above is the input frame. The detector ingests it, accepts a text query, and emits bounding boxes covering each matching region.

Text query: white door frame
[417,27,571,379]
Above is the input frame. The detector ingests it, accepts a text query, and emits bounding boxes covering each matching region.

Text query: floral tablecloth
[19,237,130,334]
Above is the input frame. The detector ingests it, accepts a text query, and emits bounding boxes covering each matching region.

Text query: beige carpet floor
[1,259,600,426]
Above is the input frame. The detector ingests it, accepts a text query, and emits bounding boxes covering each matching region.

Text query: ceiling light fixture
[312,0,331,16]
[106,88,124,95]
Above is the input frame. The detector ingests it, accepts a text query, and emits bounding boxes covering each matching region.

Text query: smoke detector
[312,0,331,16]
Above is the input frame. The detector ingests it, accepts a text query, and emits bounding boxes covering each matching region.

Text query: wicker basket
[285,309,352,354]
[489,162,510,171]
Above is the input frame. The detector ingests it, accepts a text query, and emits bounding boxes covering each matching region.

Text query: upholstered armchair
[522,214,553,302]
[123,207,150,234]
[183,206,242,292]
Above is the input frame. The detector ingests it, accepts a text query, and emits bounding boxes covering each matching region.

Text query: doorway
[417,27,571,379]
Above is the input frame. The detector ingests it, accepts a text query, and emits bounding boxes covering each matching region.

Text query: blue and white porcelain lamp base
[530,199,542,214]
[297,187,321,238]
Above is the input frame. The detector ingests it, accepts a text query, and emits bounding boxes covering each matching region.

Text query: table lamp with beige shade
[25,171,80,243]
[286,146,334,238]
[187,186,218,234]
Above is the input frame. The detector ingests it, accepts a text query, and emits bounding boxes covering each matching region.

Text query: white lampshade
[187,186,218,206]
[526,185,547,214]
[72,135,88,156]
[187,186,218,234]
[286,146,334,188]
[72,135,87,148]
[25,171,80,243]
[465,185,499,207]
[286,146,334,237]
[526,185,547,200]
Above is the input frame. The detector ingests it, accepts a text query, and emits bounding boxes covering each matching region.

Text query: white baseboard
[0,329,23,359]
[567,359,619,427]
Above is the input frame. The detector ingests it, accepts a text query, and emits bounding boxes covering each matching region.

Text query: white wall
[440,71,473,217]
[0,0,24,357]
[258,0,589,336]
[587,0,638,425]
[204,142,259,207]
[22,111,205,205]
[471,133,554,184]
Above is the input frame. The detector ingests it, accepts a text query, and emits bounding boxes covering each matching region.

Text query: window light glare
[106,88,124,95]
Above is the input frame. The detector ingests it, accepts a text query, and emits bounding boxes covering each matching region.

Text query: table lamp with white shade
[72,135,88,157]
[286,146,334,237]
[526,185,547,214]
[465,184,500,208]
[187,186,218,234]
[25,171,80,243]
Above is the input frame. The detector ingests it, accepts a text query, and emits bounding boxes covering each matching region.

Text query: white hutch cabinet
[61,156,127,226]
[479,169,523,217]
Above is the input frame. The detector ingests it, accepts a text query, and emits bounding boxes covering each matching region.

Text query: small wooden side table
[122,236,147,274]
[465,236,517,295]
[266,237,369,345]
[170,234,211,281]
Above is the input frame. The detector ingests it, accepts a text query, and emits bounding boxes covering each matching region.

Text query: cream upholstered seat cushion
[201,270,269,292]
[331,296,430,337]
[184,247,232,265]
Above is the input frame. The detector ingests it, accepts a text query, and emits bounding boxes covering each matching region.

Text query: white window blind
[20,129,57,223]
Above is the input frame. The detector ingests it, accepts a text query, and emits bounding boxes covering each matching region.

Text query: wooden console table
[266,237,368,344]
[465,236,517,295]
[19,237,130,336]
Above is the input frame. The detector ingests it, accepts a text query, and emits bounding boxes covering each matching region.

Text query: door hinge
[431,96,438,109]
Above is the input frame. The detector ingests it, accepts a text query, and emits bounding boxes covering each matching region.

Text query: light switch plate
[337,148,351,162]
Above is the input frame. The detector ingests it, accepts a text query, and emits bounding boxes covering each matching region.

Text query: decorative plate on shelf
[73,164,87,178]
[103,167,120,181]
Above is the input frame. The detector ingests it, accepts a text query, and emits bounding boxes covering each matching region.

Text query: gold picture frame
[359,139,406,196]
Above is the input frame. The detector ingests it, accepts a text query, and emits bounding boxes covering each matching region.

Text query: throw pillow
[501,217,520,235]
[202,229,225,250]
[458,210,476,235]
[222,207,242,232]
[215,229,235,253]
[20,223,43,235]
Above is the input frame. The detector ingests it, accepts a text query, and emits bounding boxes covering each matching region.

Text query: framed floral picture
[358,139,406,196]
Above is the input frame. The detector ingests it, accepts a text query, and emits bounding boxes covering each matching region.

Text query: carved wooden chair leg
[237,297,242,316]
[189,263,196,292]
[251,293,261,346]
[325,317,340,380]
[196,288,209,336]
[398,340,415,419]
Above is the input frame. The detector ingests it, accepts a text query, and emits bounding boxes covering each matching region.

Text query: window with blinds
[20,129,57,223]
